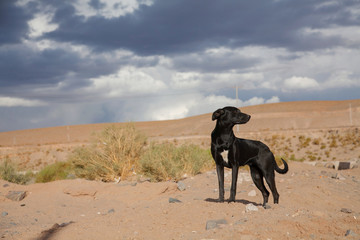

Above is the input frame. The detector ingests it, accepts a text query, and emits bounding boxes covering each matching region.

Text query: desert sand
[1,100,360,239]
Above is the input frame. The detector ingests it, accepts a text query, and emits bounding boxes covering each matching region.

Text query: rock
[2,212,8,217]
[169,197,182,203]
[245,203,259,212]
[177,181,186,191]
[205,219,228,230]
[341,208,352,214]
[6,191,26,201]
[3,183,9,187]
[107,209,115,214]
[248,190,257,197]
[345,229,357,237]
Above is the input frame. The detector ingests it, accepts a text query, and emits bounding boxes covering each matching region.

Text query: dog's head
[212,106,251,125]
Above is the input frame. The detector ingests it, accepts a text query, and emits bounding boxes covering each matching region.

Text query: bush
[69,124,147,182]
[0,158,33,184]
[140,143,213,182]
[35,162,73,183]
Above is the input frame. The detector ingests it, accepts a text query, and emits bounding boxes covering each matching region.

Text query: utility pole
[233,85,241,133]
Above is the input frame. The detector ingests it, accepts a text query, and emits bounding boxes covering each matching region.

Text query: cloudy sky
[1,0,359,131]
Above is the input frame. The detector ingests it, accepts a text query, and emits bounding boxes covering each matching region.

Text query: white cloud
[145,94,280,122]
[72,0,153,19]
[28,13,58,38]
[0,97,46,107]
[266,96,280,104]
[324,71,360,88]
[283,76,319,91]
[90,66,167,97]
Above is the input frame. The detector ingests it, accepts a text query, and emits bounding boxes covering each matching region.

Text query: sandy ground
[1,100,360,239]
[1,162,359,240]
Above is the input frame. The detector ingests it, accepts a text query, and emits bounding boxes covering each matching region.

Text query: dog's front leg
[228,164,239,202]
[216,164,225,202]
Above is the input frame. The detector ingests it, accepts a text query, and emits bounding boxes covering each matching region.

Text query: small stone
[206,219,228,230]
[345,229,357,237]
[245,203,259,212]
[108,209,115,214]
[177,181,186,191]
[341,208,352,214]
[169,197,182,203]
[1,212,8,217]
[3,183,9,187]
[6,191,26,201]
[248,190,256,197]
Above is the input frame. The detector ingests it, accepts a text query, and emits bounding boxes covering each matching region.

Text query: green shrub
[69,124,147,182]
[0,158,33,184]
[140,143,214,182]
[36,162,73,183]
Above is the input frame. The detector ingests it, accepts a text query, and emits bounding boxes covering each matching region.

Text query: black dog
[211,106,288,207]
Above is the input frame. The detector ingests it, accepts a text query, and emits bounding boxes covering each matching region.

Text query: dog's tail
[275,158,288,174]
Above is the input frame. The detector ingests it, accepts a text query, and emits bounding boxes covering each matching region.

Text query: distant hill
[0,99,359,147]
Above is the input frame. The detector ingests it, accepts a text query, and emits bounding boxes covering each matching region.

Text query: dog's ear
[212,108,224,121]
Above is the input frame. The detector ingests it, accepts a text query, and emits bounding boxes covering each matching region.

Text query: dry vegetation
[1,124,214,184]
[258,127,360,162]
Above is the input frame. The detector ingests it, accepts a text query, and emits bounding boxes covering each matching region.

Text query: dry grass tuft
[69,124,147,182]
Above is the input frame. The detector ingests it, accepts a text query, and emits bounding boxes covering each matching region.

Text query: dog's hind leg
[250,166,269,207]
[216,164,225,202]
[264,171,280,204]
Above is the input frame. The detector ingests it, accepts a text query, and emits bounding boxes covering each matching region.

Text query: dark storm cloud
[0,45,118,90]
[0,0,32,45]
[43,0,359,56]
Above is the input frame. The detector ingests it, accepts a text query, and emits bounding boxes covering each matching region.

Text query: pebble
[108,209,115,214]
[205,219,228,230]
[177,181,186,191]
[6,191,27,201]
[345,229,357,237]
[169,197,182,203]
[2,212,8,217]
[341,208,352,214]
[245,203,259,212]
[248,190,256,197]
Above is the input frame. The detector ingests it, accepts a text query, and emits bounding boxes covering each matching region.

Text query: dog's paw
[227,198,236,203]
[263,204,271,209]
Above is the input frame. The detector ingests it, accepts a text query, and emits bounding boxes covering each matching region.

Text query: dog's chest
[220,150,229,163]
